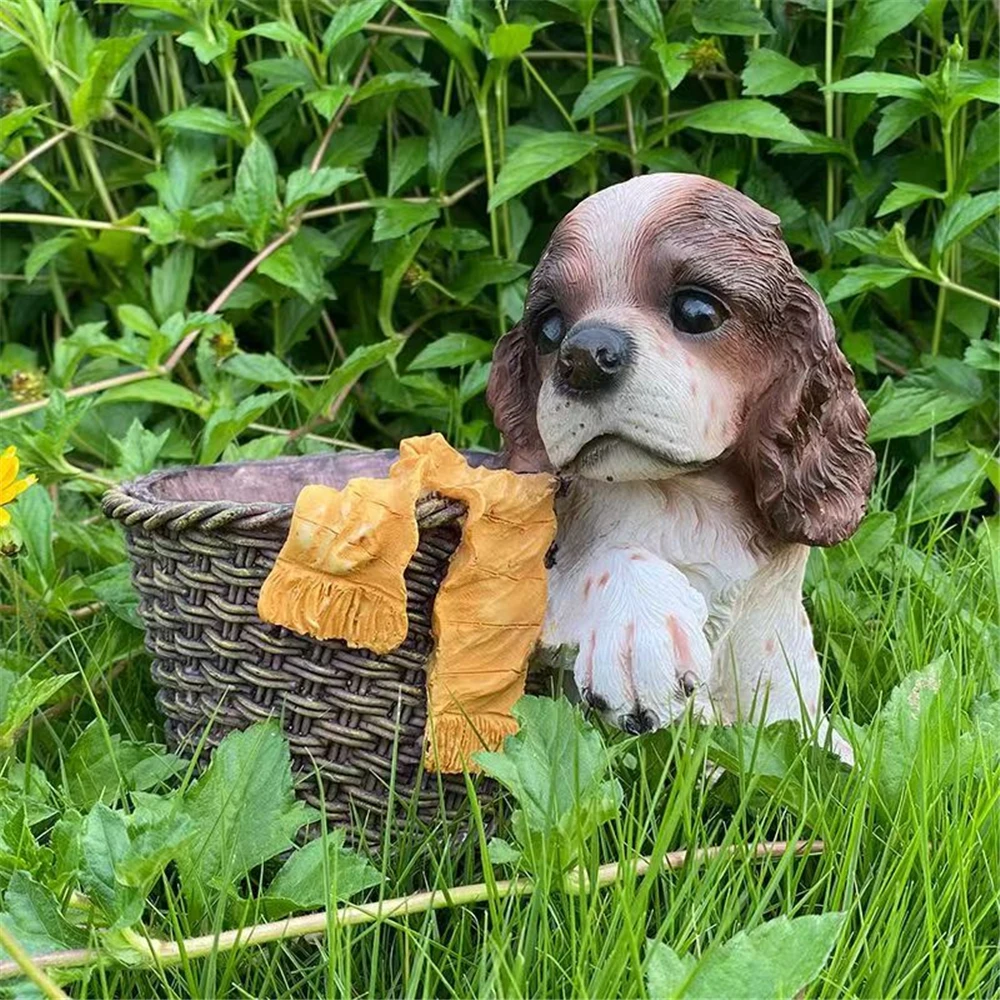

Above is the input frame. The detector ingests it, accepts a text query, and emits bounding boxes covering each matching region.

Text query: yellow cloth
[257,434,557,773]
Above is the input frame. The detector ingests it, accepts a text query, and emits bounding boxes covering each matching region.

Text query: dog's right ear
[486,323,551,472]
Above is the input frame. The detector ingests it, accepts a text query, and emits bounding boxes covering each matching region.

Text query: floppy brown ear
[742,279,876,547]
[486,323,550,472]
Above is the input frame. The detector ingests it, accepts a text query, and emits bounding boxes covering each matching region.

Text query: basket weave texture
[102,449,504,844]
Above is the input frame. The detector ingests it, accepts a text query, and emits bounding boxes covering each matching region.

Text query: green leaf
[199,390,287,464]
[826,72,927,101]
[0,671,73,748]
[408,333,494,371]
[486,836,522,866]
[245,57,313,89]
[474,697,623,862]
[622,0,665,41]
[160,106,245,142]
[373,200,440,242]
[323,123,381,168]
[653,40,689,90]
[867,363,983,441]
[902,450,990,523]
[0,872,88,958]
[245,20,311,48]
[742,49,818,97]
[692,0,774,36]
[429,107,480,183]
[646,938,695,996]
[394,3,478,85]
[680,100,806,143]
[875,182,942,217]
[151,245,195,324]
[965,340,1000,372]
[354,71,437,103]
[258,240,330,303]
[956,111,999,194]
[0,104,47,146]
[572,66,654,120]
[488,23,536,61]
[450,258,530,304]
[66,722,183,810]
[223,352,299,388]
[176,721,318,897]
[234,134,278,248]
[388,136,429,196]
[84,563,142,627]
[117,304,159,339]
[377,223,434,337]
[489,133,599,211]
[80,804,144,928]
[322,0,383,54]
[770,130,855,160]
[932,191,1000,258]
[117,795,196,890]
[252,84,301,127]
[873,655,963,811]
[873,99,927,153]
[11,485,54,584]
[646,914,846,999]
[284,166,360,210]
[263,829,381,919]
[842,0,924,59]
[25,234,78,282]
[808,511,897,586]
[70,34,145,127]
[826,265,914,303]
[311,339,402,414]
[98,379,207,415]
[112,419,170,478]
[177,27,229,65]
[304,84,355,121]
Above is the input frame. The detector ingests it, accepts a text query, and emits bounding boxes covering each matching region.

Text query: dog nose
[557,325,631,392]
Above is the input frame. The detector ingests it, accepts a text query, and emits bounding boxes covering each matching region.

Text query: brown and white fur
[486,173,875,759]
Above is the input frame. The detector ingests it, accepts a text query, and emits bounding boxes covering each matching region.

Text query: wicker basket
[102,449,535,845]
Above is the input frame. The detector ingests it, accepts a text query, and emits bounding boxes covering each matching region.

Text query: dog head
[486,173,875,547]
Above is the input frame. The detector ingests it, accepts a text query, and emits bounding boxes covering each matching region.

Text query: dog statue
[486,173,875,760]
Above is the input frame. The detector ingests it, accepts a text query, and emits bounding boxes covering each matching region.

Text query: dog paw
[571,547,713,731]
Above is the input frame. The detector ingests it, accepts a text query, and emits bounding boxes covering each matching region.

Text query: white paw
[570,547,713,732]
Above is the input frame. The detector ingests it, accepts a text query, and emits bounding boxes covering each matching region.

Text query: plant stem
[936,275,1000,309]
[607,0,637,174]
[0,129,72,186]
[0,213,148,235]
[932,115,956,356]
[585,11,597,192]
[0,841,821,980]
[824,0,836,223]
[518,56,576,128]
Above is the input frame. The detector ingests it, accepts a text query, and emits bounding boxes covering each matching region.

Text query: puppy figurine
[486,173,875,760]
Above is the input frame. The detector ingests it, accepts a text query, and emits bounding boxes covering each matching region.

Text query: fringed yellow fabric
[257,479,420,653]
[256,434,557,773]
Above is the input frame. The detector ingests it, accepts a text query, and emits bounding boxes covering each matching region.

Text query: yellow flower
[0,446,37,528]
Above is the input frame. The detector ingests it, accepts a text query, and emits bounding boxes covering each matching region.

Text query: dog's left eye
[670,289,728,335]
[537,312,565,354]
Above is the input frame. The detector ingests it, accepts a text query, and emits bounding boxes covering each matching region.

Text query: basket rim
[100,447,499,532]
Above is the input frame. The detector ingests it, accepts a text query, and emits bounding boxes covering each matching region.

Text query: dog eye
[670,289,728,335]
[537,312,565,354]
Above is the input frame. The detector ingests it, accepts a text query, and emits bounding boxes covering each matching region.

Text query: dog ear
[742,279,876,547]
[486,323,550,472]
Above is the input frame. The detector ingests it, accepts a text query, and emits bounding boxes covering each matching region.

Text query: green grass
[2,492,998,998]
